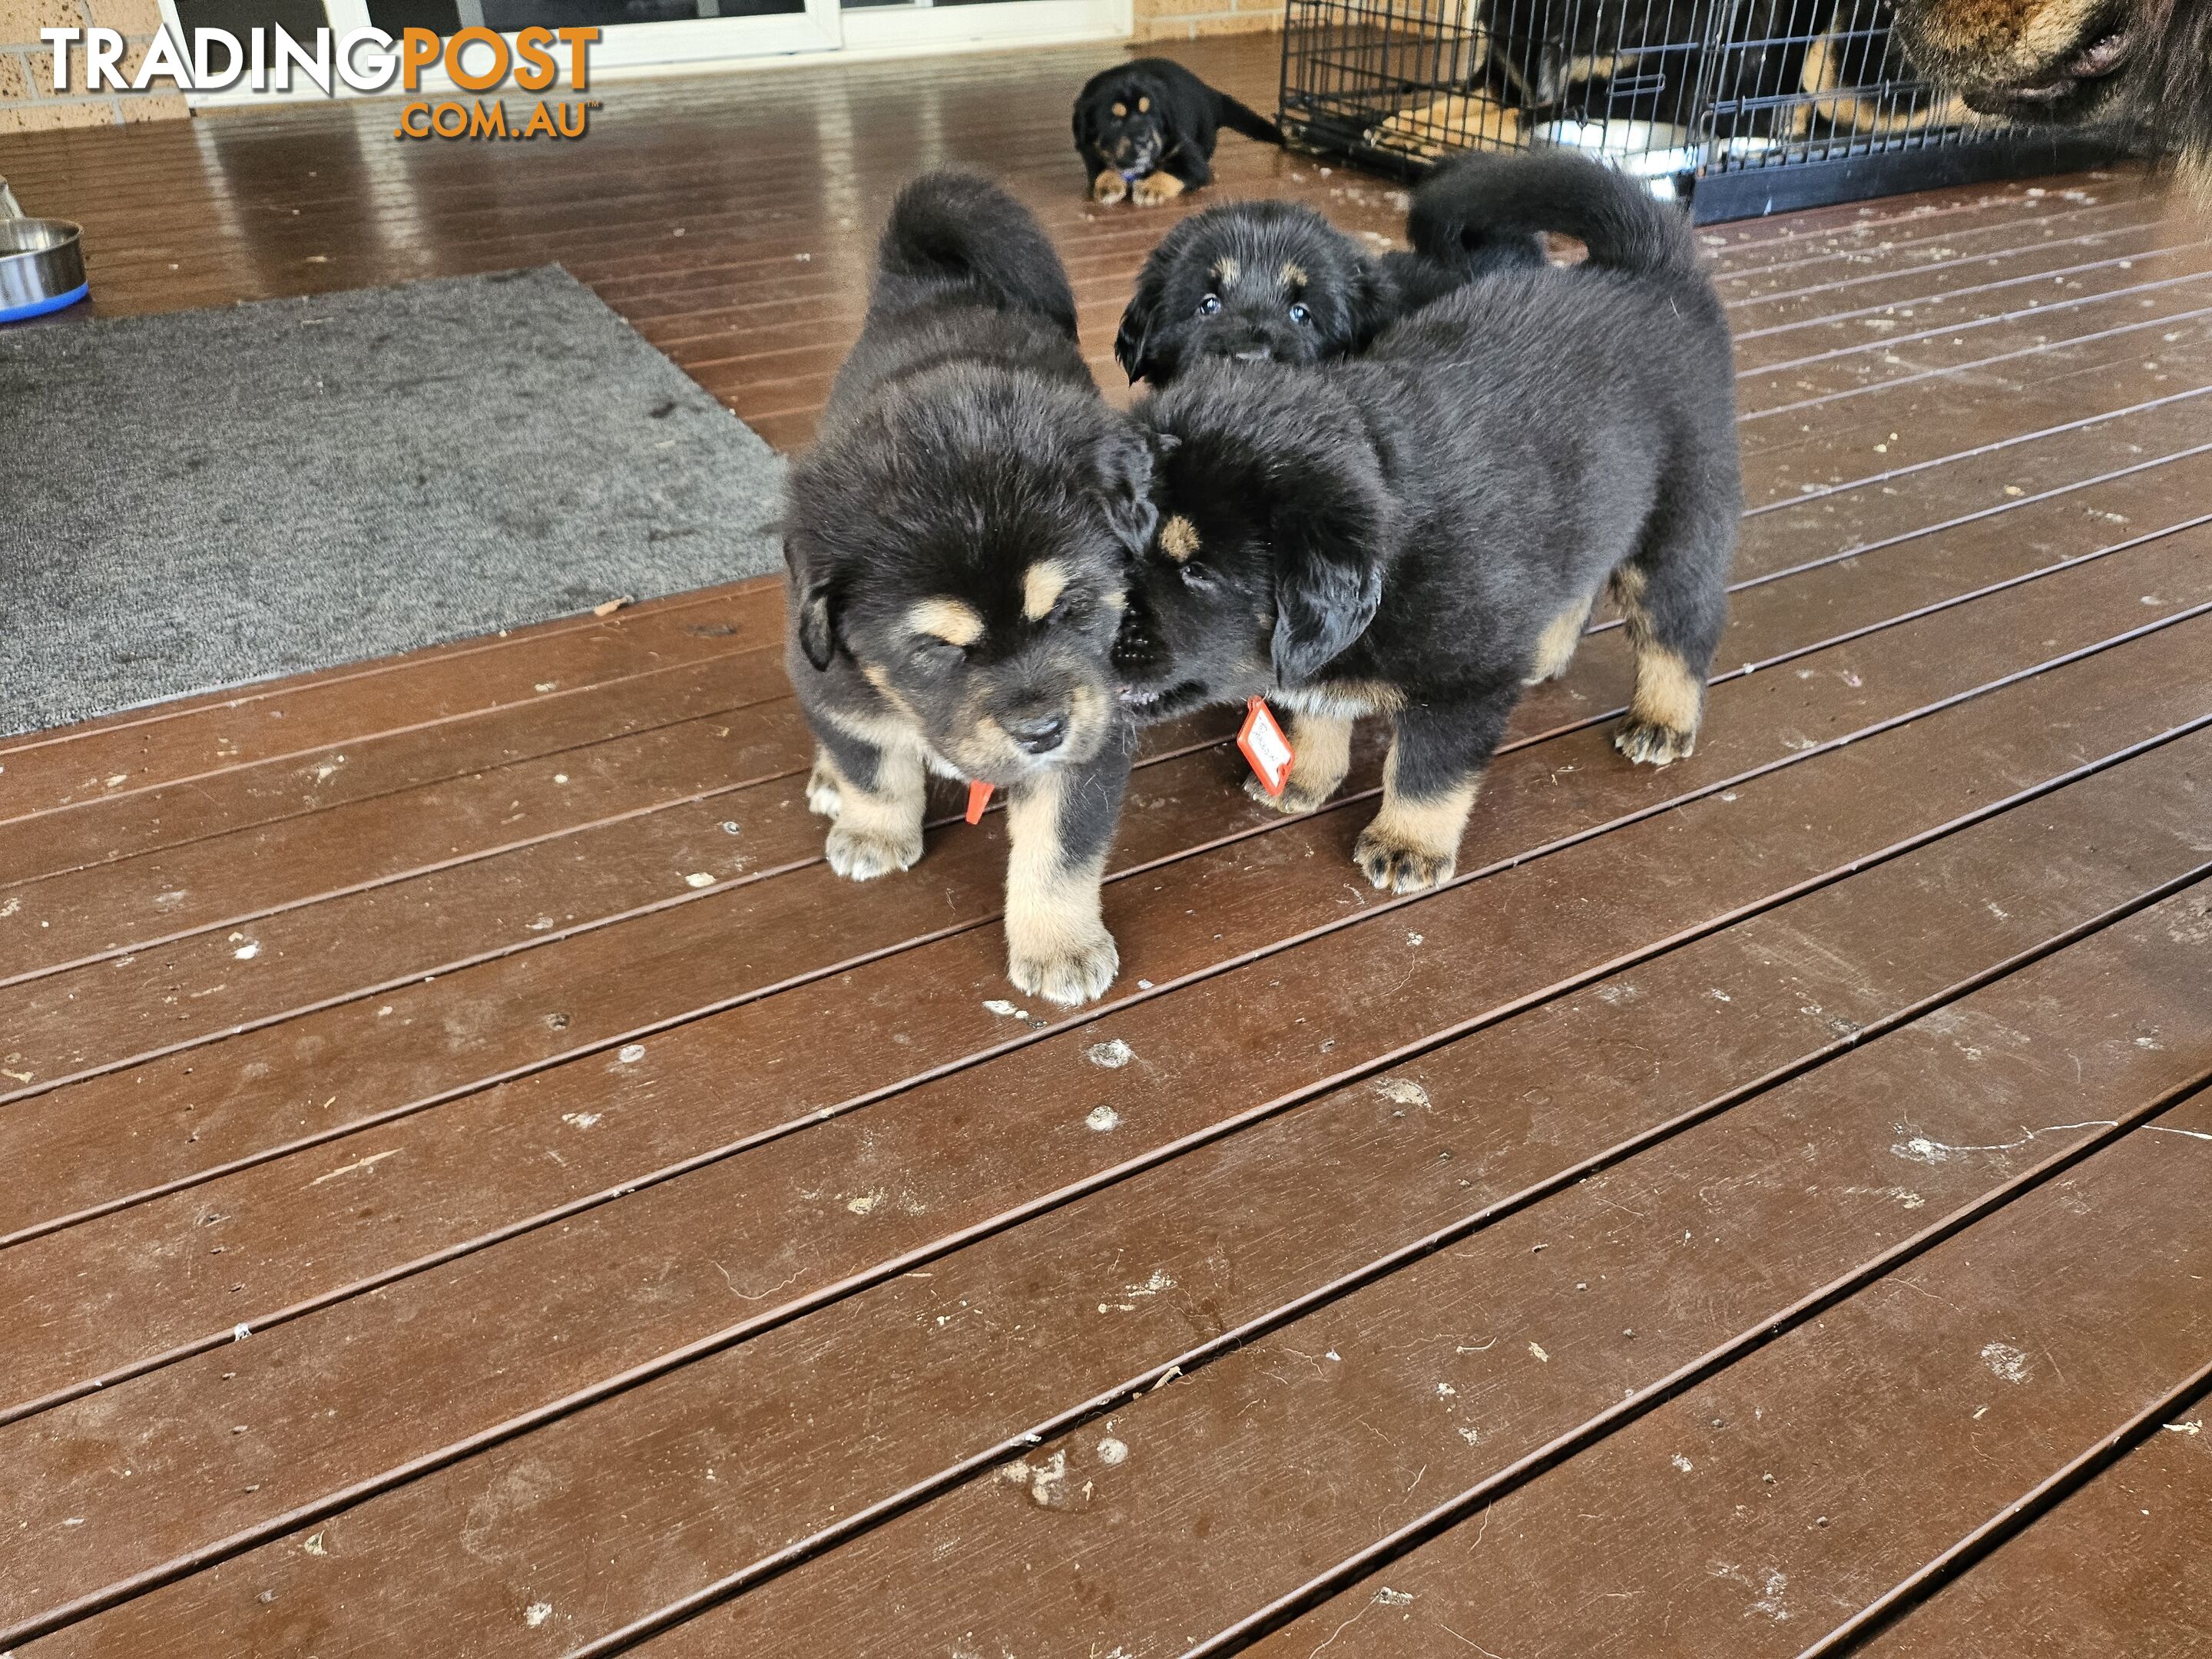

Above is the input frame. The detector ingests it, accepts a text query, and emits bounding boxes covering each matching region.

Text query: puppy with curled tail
[785,171,1154,1006]
[1114,151,1737,894]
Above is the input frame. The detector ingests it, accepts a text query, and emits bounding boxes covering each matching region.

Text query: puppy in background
[784,171,1157,1005]
[1114,150,1738,894]
[1074,57,1283,207]
[1112,160,1548,386]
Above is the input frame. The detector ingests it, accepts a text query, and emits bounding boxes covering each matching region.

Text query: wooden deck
[4,32,2211,1659]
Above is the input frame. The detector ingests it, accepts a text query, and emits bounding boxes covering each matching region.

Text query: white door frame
[166,0,1129,108]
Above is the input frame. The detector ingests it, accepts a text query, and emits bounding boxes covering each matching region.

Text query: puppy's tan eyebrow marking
[1159,515,1200,562]
[1111,101,1128,118]
[1209,256,1240,287]
[1022,560,1071,621]
[909,597,985,647]
[1137,95,1151,112]
[1280,260,1308,290]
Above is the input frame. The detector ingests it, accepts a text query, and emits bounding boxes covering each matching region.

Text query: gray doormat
[0,267,786,737]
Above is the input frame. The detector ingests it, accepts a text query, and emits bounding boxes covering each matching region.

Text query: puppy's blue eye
[1197,294,1221,316]
[1289,303,1311,324]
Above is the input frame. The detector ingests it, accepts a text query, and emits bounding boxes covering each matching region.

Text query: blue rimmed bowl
[0,217,88,324]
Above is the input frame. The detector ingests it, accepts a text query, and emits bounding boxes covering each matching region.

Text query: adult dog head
[786,367,1157,786]
[1891,0,2207,157]
[1114,200,1394,386]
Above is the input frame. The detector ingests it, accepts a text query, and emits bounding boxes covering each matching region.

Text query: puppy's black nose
[1005,714,1068,754]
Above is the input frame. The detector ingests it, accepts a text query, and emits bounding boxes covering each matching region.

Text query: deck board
[2,28,2207,1659]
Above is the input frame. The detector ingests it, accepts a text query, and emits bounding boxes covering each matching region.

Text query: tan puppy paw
[1008,924,1120,1008]
[1131,171,1187,207]
[825,819,922,881]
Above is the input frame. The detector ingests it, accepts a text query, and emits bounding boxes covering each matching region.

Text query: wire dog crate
[1277,0,2131,220]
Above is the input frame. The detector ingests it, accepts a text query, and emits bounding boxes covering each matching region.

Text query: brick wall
[1,0,187,131]
[1133,0,1282,45]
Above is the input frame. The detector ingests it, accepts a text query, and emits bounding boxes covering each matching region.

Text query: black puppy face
[1113,504,1276,724]
[1115,201,1386,386]
[787,375,1154,785]
[1081,76,1169,176]
[1115,365,1393,718]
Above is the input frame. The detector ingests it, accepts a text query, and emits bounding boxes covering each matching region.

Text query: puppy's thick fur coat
[1114,165,1547,386]
[1073,56,1283,207]
[1114,151,1739,894]
[784,171,1154,1005]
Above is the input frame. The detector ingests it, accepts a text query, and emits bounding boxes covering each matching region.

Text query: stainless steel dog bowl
[0,216,88,323]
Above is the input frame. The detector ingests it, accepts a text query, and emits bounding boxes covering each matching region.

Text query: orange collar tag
[965,780,995,824]
[1238,697,1294,796]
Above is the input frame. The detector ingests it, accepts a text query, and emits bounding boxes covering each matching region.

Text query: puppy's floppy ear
[1268,449,1391,685]
[1072,90,1104,152]
[795,577,843,671]
[1344,259,1397,353]
[1089,419,1167,557]
[1114,257,1172,386]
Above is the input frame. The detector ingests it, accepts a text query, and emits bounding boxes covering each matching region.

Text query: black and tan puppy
[1892,0,2198,162]
[1114,151,1738,895]
[783,171,1154,1005]
[1111,167,1547,386]
[1074,56,1283,208]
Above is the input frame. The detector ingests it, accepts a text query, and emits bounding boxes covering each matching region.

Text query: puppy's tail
[877,169,1080,338]
[1212,89,1285,146]
[1408,148,1697,279]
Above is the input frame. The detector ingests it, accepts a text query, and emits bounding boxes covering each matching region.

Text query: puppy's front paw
[1092,170,1130,205]
[1354,821,1457,894]
[1131,171,1186,207]
[806,759,843,820]
[1246,773,1335,814]
[1008,926,1120,1008]
[825,820,922,881]
[1613,717,1697,767]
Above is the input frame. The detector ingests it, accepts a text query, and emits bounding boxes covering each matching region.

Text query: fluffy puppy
[1114,151,1739,895]
[1074,56,1283,208]
[1112,163,1547,386]
[784,171,1156,1005]
[1891,0,2200,164]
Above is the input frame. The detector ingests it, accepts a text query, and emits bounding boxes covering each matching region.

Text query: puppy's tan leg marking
[1093,170,1130,205]
[1615,644,1704,767]
[1247,712,1353,813]
[806,750,843,820]
[1524,595,1595,684]
[1611,568,1704,766]
[1003,769,1118,1007]
[1354,742,1479,894]
[1131,171,1186,208]
[819,743,927,881]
